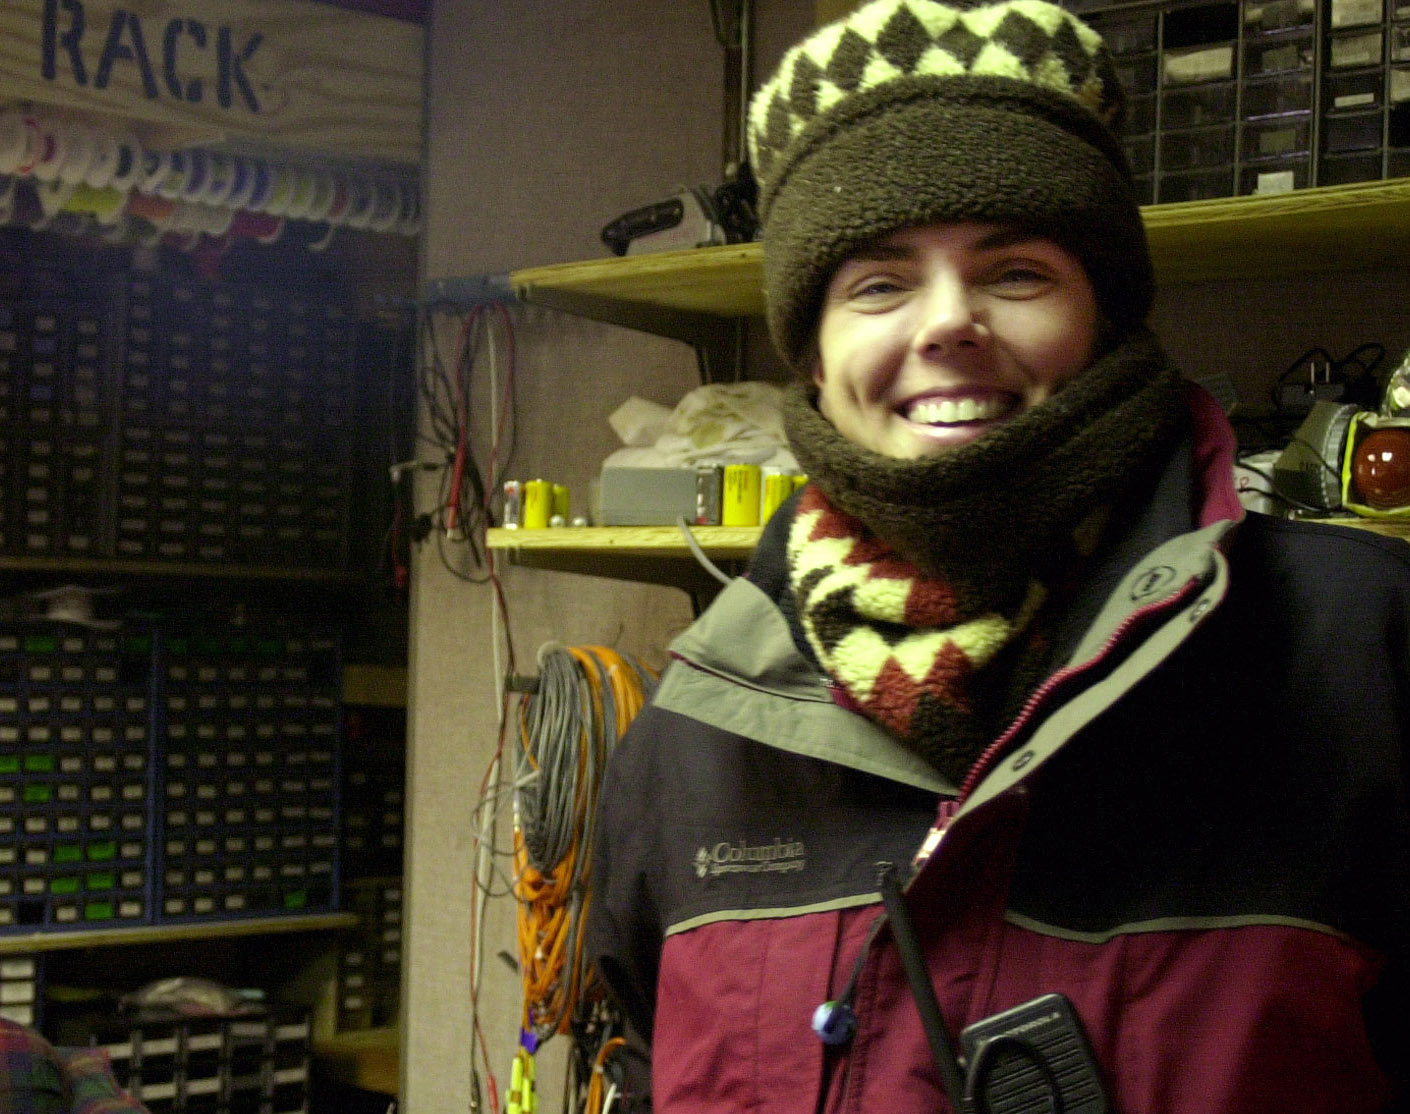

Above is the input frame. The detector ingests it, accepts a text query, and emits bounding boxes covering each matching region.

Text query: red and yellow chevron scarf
[788,483,1047,776]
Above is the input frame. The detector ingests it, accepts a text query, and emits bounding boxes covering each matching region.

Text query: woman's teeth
[907,397,1006,425]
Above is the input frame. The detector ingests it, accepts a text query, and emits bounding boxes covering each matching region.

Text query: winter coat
[586,389,1410,1113]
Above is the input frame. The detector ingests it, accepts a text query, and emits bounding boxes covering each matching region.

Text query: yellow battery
[792,473,809,492]
[551,484,570,524]
[761,470,794,521]
[523,479,553,529]
[721,464,761,527]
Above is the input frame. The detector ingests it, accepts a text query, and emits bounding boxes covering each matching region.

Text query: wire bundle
[513,645,657,1044]
[416,301,517,580]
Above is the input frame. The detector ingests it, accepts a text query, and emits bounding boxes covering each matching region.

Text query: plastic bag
[604,382,798,470]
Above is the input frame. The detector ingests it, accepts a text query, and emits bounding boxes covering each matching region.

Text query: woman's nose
[911,276,983,357]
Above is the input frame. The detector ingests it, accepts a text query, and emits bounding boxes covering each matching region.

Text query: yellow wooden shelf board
[1144,178,1410,284]
[0,554,358,584]
[0,912,358,956]
[315,1027,399,1096]
[511,244,766,330]
[488,525,761,560]
[487,525,761,590]
[509,180,1410,331]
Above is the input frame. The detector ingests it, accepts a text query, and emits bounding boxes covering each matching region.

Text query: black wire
[414,303,517,578]
[1236,452,1344,515]
[1272,343,1389,412]
[876,864,968,1111]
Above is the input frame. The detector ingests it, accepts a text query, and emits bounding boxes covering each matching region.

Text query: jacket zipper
[913,576,1205,871]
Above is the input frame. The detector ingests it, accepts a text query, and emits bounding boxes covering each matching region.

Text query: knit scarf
[784,327,1186,783]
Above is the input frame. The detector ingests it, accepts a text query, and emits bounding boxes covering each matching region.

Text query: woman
[586,2,1410,1111]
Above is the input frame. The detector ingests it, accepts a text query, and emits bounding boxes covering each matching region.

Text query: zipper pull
[913,798,960,870]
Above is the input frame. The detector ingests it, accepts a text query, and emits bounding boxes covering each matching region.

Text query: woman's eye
[855,278,901,296]
[987,263,1053,293]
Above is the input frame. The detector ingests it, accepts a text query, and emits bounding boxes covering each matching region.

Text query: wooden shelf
[315,1027,399,1096]
[0,913,358,956]
[1143,178,1410,284]
[512,245,761,344]
[487,526,761,591]
[0,555,360,585]
[510,179,1410,333]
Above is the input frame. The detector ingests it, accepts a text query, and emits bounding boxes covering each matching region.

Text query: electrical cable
[415,299,518,582]
[512,645,657,1044]
[584,1037,626,1114]
[466,508,521,1114]
[675,516,734,586]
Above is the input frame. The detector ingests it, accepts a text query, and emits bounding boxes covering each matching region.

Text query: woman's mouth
[904,395,1013,426]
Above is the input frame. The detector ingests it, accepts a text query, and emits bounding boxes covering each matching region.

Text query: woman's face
[812,222,1101,459]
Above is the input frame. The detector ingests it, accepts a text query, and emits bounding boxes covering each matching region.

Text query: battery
[501,481,522,529]
[694,465,722,525]
[721,464,761,527]
[761,469,794,522]
[523,480,552,528]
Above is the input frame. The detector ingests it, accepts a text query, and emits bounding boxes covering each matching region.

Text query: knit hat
[747,0,1152,370]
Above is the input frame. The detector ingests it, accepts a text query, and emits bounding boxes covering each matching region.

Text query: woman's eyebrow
[974,228,1051,251]
[840,242,914,265]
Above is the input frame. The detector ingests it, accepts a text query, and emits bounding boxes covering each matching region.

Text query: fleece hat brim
[762,76,1152,368]
[748,0,1153,372]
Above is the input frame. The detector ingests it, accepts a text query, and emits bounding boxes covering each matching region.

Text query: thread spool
[55,124,96,185]
[106,137,143,192]
[26,114,65,181]
[307,173,337,221]
[0,111,30,175]
[83,131,120,189]
[138,149,173,194]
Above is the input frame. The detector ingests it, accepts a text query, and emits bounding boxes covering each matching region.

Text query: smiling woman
[584,1,1410,1112]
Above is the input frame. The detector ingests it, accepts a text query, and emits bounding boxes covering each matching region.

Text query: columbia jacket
[586,388,1410,1113]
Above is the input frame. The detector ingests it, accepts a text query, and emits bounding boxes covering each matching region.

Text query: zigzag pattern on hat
[748,0,1121,187]
[788,485,1044,738]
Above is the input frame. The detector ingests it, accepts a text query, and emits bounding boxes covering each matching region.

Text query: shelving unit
[498,180,1410,586]
[510,179,1410,325]
[0,913,357,957]
[486,525,760,589]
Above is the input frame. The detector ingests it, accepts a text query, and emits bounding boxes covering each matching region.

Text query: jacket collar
[661,385,1244,795]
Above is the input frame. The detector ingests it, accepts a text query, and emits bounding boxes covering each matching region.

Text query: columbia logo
[694,838,807,879]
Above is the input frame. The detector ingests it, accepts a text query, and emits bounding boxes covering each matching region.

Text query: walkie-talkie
[877,864,1110,1114]
[960,993,1108,1113]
